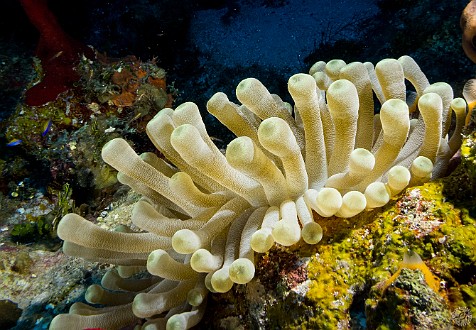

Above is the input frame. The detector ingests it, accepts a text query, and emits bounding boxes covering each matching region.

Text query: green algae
[10,183,75,243]
[10,217,51,243]
[298,179,476,329]
[460,132,476,201]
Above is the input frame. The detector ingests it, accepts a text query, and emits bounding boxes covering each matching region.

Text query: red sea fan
[19,0,94,106]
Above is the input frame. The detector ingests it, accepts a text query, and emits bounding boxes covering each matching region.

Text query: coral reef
[201,180,475,329]
[5,54,171,149]
[2,54,172,206]
[49,55,468,329]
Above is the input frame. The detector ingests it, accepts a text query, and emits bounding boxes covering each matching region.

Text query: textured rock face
[50,56,465,329]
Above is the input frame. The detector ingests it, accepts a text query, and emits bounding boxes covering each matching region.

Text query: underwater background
[0,0,475,329]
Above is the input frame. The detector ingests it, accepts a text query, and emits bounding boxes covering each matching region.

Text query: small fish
[49,50,64,61]
[42,119,52,137]
[380,250,440,293]
[6,139,22,147]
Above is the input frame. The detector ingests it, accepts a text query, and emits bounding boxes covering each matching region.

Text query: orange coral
[111,91,136,107]
[111,69,134,87]
[107,57,171,109]
[148,76,167,90]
